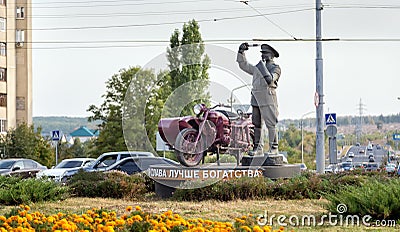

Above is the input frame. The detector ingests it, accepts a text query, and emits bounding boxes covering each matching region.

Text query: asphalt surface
[340,144,388,167]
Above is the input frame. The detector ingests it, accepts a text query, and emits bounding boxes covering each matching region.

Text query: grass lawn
[0,197,398,231]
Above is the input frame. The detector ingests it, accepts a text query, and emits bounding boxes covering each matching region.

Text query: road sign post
[52,130,60,165]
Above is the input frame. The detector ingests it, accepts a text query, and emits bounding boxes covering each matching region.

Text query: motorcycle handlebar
[210,103,230,109]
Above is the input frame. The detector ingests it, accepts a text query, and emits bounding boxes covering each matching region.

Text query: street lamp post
[230,84,251,112]
[301,111,315,164]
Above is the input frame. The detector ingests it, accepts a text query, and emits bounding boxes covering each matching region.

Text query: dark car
[342,162,354,171]
[0,158,47,178]
[86,157,180,175]
[63,151,155,178]
[365,163,379,172]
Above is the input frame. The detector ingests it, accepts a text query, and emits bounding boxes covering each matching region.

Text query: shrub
[324,178,400,220]
[204,154,237,164]
[172,177,271,201]
[0,176,70,205]
[171,171,386,201]
[68,170,148,199]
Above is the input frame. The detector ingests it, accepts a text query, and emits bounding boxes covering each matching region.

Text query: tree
[88,67,159,155]
[0,123,54,167]
[165,19,211,116]
[143,19,211,150]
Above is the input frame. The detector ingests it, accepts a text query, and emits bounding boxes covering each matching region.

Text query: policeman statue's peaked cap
[260,44,279,58]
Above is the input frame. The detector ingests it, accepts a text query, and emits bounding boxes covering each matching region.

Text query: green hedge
[324,178,400,220]
[172,171,387,201]
[0,176,70,205]
[67,170,148,199]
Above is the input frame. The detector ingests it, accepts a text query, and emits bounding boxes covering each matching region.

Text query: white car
[348,152,354,158]
[36,158,95,182]
[385,163,397,173]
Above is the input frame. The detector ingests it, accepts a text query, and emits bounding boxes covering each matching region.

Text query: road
[341,143,388,167]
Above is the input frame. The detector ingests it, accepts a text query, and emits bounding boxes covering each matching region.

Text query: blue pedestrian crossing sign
[52,130,60,141]
[325,113,336,125]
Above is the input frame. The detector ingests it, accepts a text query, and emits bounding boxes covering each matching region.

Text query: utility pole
[315,0,325,174]
[355,98,366,143]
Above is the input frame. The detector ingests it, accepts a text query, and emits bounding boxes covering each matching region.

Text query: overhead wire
[13,8,315,31]
[7,1,400,49]
[239,1,298,40]
[9,38,400,50]
[28,5,314,18]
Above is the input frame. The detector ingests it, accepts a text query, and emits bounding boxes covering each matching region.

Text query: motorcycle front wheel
[175,128,206,167]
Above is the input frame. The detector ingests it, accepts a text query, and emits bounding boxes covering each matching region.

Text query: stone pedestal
[149,153,301,198]
[241,153,284,166]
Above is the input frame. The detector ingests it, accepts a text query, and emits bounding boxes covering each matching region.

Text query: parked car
[365,163,379,172]
[354,163,364,170]
[63,151,155,178]
[342,162,354,171]
[348,152,355,158]
[299,163,307,172]
[0,158,47,178]
[384,163,397,174]
[86,156,180,175]
[367,143,373,151]
[368,153,374,159]
[359,148,365,154]
[36,158,95,182]
[325,164,340,173]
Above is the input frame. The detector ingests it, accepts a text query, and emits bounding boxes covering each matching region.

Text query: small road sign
[393,133,400,141]
[326,125,338,137]
[52,130,60,141]
[325,113,336,125]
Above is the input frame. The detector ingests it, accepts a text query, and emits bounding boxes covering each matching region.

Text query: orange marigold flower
[240,225,252,232]
[135,206,141,211]
[126,206,133,212]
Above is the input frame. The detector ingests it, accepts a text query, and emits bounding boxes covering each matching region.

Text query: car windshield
[0,160,16,169]
[55,160,83,169]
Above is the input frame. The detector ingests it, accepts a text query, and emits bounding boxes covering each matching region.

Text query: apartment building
[0,0,32,133]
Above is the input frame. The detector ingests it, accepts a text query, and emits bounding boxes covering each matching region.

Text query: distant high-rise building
[0,0,32,133]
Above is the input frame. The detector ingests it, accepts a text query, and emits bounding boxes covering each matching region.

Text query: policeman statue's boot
[250,127,263,156]
[268,127,279,155]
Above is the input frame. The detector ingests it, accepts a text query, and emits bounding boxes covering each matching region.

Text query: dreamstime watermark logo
[256,204,396,227]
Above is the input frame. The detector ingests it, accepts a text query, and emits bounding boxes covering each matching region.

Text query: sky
[32,0,400,120]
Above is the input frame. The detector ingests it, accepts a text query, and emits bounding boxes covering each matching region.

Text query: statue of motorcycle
[158,103,254,167]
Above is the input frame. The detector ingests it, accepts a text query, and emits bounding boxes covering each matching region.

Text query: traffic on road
[325,142,398,174]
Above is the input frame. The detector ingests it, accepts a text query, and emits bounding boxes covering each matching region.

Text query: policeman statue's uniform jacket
[236,52,281,108]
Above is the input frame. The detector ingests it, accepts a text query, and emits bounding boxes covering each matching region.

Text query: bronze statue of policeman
[236,43,281,155]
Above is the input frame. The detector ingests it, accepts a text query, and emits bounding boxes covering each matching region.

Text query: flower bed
[0,205,293,232]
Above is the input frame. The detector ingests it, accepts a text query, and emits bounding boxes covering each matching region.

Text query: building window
[0,93,6,107]
[0,18,5,32]
[0,0,5,6]
[16,97,25,110]
[16,30,24,47]
[0,68,5,81]
[0,119,6,133]
[16,7,25,19]
[0,43,5,56]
